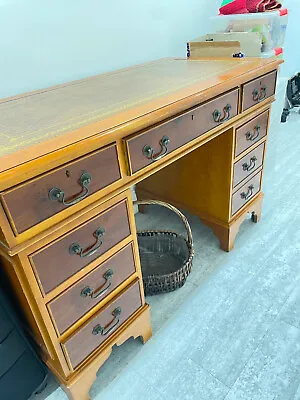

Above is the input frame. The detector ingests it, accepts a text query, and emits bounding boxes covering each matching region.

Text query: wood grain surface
[125,89,238,174]
[233,142,265,187]
[63,280,142,369]
[235,110,269,156]
[232,171,262,215]
[30,200,131,294]
[1,144,120,234]
[48,243,136,335]
[0,58,281,173]
[242,70,277,111]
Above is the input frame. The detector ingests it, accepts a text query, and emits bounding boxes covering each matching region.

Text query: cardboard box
[187,32,262,58]
[187,39,241,58]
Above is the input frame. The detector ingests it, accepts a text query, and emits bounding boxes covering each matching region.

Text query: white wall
[279,0,300,78]
[0,0,219,99]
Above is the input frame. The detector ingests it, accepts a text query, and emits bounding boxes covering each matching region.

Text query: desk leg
[51,306,152,400]
[201,193,263,252]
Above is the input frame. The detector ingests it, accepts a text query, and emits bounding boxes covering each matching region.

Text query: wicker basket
[134,200,194,296]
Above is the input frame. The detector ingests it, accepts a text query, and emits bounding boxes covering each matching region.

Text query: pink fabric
[219,0,249,14]
[246,0,282,12]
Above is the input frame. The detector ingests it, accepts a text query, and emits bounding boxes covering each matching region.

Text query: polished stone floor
[32,78,300,400]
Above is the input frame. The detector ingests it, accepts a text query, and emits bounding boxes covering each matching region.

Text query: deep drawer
[30,200,131,295]
[48,243,137,335]
[1,144,121,234]
[235,110,269,157]
[233,142,265,187]
[63,280,142,369]
[125,89,239,174]
[242,71,277,112]
[231,171,262,216]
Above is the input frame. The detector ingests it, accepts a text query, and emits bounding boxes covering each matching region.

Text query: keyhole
[191,114,194,121]
[66,170,70,178]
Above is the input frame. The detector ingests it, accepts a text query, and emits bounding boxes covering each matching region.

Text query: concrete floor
[33,79,300,400]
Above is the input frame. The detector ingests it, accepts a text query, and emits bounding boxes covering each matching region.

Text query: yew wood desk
[0,57,282,399]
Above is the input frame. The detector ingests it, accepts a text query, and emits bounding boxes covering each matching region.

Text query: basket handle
[133,200,193,248]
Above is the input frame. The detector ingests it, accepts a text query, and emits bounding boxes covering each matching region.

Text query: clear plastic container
[261,47,283,59]
[211,9,288,52]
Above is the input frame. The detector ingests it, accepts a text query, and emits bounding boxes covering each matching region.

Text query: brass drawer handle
[49,172,91,206]
[92,307,121,336]
[246,125,260,141]
[69,227,105,258]
[240,184,254,200]
[242,155,257,172]
[213,104,232,123]
[143,136,170,161]
[80,269,114,299]
[252,87,267,102]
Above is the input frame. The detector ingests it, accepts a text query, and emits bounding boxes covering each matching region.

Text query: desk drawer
[63,280,142,369]
[242,71,277,112]
[231,171,262,216]
[235,111,269,157]
[48,243,136,335]
[30,200,131,295]
[125,89,239,174]
[1,144,121,234]
[233,142,265,187]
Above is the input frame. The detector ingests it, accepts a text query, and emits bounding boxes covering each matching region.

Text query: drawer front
[64,280,142,369]
[1,144,121,234]
[242,71,277,112]
[48,243,136,335]
[126,89,239,174]
[233,142,265,187]
[231,171,262,216]
[31,200,131,294]
[235,111,269,157]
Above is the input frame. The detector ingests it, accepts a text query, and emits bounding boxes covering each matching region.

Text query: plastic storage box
[211,9,288,53]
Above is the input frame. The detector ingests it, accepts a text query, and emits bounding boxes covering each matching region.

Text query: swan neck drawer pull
[246,125,260,141]
[69,227,105,258]
[80,269,114,299]
[252,87,267,102]
[92,307,122,336]
[240,184,254,200]
[242,156,257,172]
[213,104,232,123]
[142,136,170,161]
[49,172,92,206]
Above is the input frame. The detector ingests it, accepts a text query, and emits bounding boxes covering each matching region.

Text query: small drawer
[30,200,131,295]
[1,144,121,234]
[242,71,277,112]
[235,111,269,157]
[233,142,265,187]
[63,280,142,369]
[48,243,137,335]
[231,171,262,216]
[125,89,239,174]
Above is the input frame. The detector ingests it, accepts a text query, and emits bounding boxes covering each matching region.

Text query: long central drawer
[125,89,239,174]
[30,200,131,295]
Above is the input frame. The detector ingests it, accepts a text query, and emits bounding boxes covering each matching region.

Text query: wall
[0,0,220,99]
[279,0,300,78]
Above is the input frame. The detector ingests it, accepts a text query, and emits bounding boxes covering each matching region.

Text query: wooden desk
[0,57,282,399]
